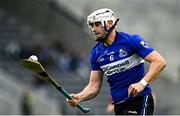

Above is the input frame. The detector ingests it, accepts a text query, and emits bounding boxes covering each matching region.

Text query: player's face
[88,22,107,40]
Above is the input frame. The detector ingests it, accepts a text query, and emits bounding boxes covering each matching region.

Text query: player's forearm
[143,58,166,84]
[77,84,100,102]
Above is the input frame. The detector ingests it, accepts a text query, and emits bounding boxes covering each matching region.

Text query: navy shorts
[114,94,154,115]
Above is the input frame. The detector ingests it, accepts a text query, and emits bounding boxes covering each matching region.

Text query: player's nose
[91,25,97,32]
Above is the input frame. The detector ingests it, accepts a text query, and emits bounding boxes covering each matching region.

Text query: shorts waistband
[115,100,126,105]
[114,94,152,105]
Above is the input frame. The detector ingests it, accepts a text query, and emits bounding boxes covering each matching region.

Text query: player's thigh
[126,94,154,115]
[141,94,154,115]
[114,102,128,115]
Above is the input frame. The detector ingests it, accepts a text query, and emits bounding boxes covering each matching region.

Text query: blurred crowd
[3,40,90,77]
[0,8,90,78]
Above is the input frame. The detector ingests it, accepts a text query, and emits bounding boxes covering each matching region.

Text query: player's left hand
[128,83,145,97]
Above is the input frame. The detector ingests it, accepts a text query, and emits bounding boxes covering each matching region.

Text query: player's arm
[141,50,166,84]
[78,70,103,101]
[67,70,103,107]
[128,51,166,97]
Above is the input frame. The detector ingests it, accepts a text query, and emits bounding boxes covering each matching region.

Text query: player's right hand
[66,94,80,107]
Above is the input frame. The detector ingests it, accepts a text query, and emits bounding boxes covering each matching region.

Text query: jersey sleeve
[130,35,154,58]
[90,49,101,71]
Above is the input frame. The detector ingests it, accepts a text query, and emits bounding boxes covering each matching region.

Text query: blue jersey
[90,32,154,103]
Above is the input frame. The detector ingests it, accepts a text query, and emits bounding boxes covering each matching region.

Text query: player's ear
[107,20,113,28]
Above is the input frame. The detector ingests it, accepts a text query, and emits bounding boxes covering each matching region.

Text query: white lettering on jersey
[100,54,144,76]
[107,51,115,55]
[99,58,104,62]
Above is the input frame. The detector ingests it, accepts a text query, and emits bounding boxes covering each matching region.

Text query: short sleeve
[90,49,101,71]
[130,35,154,58]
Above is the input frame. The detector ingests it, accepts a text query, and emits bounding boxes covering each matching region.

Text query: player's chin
[95,34,101,38]
[96,35,105,40]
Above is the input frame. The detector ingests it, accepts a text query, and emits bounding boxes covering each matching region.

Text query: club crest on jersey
[119,49,128,57]
[140,41,149,48]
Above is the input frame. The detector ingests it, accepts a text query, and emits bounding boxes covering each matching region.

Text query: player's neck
[104,30,116,46]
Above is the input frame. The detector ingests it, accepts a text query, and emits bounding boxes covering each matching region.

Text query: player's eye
[94,22,101,26]
[89,23,94,28]
[89,22,101,28]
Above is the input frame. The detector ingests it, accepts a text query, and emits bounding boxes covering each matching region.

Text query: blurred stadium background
[0,0,180,115]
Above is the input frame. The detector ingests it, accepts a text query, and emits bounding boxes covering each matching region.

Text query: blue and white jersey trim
[100,54,144,77]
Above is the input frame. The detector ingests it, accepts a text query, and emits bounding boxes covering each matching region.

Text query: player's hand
[128,83,145,97]
[66,94,81,107]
